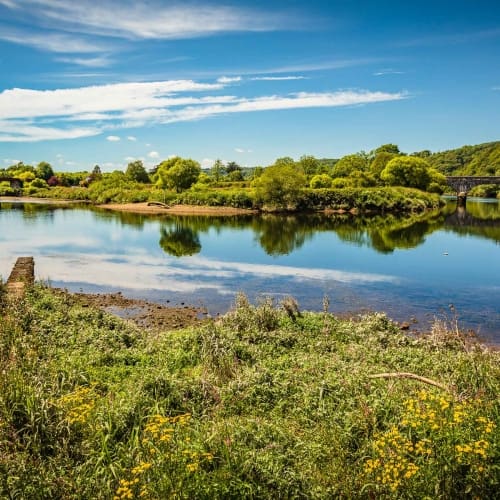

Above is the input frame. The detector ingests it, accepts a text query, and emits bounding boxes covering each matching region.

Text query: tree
[273,157,295,168]
[35,161,54,181]
[299,155,320,176]
[309,174,333,189]
[156,157,201,192]
[254,164,305,209]
[374,144,401,155]
[225,161,241,174]
[332,154,368,178]
[126,160,150,183]
[211,159,225,182]
[370,152,397,180]
[380,156,431,190]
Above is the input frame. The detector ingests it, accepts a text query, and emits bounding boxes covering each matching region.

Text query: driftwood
[369,372,450,392]
[147,201,170,208]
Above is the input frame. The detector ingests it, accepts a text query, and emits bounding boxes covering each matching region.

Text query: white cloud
[148,151,159,159]
[0,78,407,142]
[56,55,114,67]
[3,158,20,165]
[127,135,137,141]
[0,1,298,41]
[217,76,242,84]
[0,27,109,53]
[235,148,245,153]
[373,69,405,76]
[201,158,215,169]
[106,135,121,142]
[251,76,306,81]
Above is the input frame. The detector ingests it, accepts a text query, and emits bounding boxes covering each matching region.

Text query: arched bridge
[0,176,23,189]
[446,176,500,197]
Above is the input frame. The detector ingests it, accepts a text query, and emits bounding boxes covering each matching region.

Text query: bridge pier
[457,192,467,207]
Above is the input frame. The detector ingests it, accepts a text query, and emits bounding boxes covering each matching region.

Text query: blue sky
[0,0,499,172]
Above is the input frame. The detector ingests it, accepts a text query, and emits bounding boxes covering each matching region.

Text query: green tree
[374,143,401,155]
[225,161,241,174]
[126,160,150,183]
[298,155,320,177]
[211,159,225,182]
[332,154,368,178]
[254,164,305,209]
[309,174,333,189]
[35,161,54,181]
[370,152,397,180]
[380,156,431,190]
[156,157,201,192]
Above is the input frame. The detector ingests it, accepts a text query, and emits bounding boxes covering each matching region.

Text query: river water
[1,198,499,341]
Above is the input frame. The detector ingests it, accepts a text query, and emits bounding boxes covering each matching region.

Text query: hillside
[425,141,500,176]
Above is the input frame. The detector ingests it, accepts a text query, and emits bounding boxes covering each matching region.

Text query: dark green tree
[126,160,150,183]
[35,161,54,181]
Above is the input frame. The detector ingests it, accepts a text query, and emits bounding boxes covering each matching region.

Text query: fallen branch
[147,201,170,208]
[369,372,451,392]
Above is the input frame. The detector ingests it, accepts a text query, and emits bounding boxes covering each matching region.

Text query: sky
[0,0,499,172]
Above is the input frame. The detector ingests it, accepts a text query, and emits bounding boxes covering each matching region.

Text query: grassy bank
[18,185,443,214]
[1,286,498,498]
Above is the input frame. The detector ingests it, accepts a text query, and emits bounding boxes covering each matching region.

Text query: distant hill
[424,141,500,176]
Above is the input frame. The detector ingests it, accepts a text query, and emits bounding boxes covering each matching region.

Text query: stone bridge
[0,177,23,189]
[446,176,500,202]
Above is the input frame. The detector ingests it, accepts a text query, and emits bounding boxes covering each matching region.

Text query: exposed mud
[54,288,209,331]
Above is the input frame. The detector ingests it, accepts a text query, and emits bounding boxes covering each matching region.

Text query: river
[1,198,499,342]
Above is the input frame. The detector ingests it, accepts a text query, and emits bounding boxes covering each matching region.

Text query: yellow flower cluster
[456,440,489,462]
[365,426,420,491]
[142,413,191,445]
[183,450,214,473]
[57,386,96,424]
[364,389,496,494]
[114,478,138,500]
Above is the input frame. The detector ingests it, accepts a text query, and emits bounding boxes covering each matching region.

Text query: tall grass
[1,285,498,498]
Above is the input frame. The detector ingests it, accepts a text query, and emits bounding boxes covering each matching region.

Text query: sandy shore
[97,202,258,216]
[0,196,257,215]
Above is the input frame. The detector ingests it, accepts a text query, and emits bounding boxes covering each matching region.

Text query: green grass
[1,287,498,498]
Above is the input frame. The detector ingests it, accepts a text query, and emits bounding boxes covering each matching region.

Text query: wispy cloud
[373,69,405,76]
[0,1,299,41]
[0,78,407,142]
[217,76,242,84]
[0,26,109,53]
[56,55,114,67]
[106,135,120,142]
[148,151,159,159]
[251,76,306,81]
[127,136,137,141]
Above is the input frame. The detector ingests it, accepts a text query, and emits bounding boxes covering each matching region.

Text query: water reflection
[150,210,451,257]
[159,224,201,257]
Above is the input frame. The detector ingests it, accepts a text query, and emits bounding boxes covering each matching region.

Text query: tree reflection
[251,215,314,256]
[159,223,202,257]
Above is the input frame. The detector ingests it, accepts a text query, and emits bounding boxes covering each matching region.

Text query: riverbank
[0,284,498,498]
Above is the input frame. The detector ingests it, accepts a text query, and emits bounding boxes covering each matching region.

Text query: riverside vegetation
[0,284,499,498]
[7,140,500,212]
